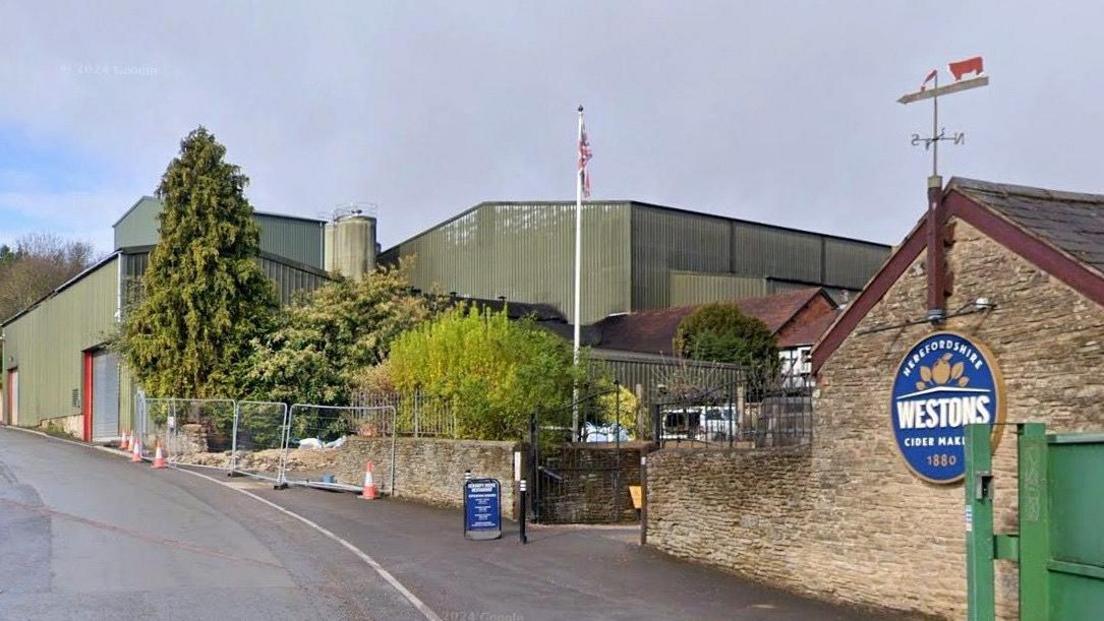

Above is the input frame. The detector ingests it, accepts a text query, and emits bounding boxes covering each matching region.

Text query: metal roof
[112,195,325,227]
[2,251,121,327]
[382,199,891,256]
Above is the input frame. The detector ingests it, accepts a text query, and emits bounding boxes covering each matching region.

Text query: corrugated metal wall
[823,237,889,290]
[731,221,823,283]
[260,256,330,304]
[393,202,632,324]
[2,257,119,427]
[386,201,889,324]
[113,197,161,249]
[122,252,148,309]
[630,206,732,311]
[633,205,889,311]
[668,271,768,306]
[124,250,328,306]
[589,350,745,424]
[256,214,325,269]
[113,197,326,270]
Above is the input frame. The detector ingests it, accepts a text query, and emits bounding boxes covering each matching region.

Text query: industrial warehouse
[1,196,376,439]
[7,5,1104,621]
[380,199,890,323]
[2,195,889,442]
[11,176,1104,620]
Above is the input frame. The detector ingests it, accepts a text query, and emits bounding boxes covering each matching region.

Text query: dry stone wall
[335,436,521,518]
[647,219,1104,619]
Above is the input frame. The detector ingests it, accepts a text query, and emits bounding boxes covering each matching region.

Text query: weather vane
[898,56,989,176]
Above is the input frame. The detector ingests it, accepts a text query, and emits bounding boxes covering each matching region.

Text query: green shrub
[379,305,583,441]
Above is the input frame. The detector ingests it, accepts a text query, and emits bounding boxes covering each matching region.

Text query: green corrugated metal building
[381,200,891,324]
[2,197,337,437]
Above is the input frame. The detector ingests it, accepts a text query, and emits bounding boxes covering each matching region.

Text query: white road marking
[1,426,443,621]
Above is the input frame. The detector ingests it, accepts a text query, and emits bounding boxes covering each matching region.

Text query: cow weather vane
[898,56,989,176]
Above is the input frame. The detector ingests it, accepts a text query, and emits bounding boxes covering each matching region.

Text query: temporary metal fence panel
[280,404,397,494]
[135,394,170,460]
[135,395,235,467]
[164,399,236,468]
[229,401,289,483]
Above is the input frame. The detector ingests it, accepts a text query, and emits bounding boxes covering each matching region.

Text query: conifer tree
[118,127,276,397]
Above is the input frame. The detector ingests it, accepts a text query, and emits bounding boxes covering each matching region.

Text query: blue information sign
[890,331,1005,484]
[463,478,502,540]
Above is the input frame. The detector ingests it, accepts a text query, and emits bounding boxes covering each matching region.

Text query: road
[247,483,898,621]
[0,427,898,621]
[0,427,423,620]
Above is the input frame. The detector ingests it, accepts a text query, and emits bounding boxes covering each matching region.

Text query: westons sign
[890,332,1005,483]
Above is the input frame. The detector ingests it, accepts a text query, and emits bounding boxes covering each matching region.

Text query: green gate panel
[1047,438,1104,567]
[1049,569,1104,620]
[970,424,1104,621]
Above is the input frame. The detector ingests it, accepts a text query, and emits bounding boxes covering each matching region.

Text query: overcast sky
[2,2,1102,252]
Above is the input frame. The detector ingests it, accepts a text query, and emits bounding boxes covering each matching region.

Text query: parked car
[660,405,739,443]
[696,406,738,442]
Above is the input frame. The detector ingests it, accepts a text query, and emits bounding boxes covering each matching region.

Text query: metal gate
[528,389,638,525]
[966,423,1104,620]
[91,350,120,441]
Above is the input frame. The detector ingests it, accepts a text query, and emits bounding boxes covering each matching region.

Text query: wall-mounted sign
[890,331,1005,484]
[463,478,502,540]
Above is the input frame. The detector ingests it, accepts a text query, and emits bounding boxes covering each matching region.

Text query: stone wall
[647,447,812,570]
[38,414,82,439]
[335,436,522,519]
[646,219,1104,619]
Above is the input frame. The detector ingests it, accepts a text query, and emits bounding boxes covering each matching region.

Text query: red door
[82,352,94,442]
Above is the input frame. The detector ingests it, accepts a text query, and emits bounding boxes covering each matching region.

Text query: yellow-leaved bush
[380,305,583,441]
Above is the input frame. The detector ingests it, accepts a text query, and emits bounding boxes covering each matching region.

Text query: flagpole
[572,105,584,441]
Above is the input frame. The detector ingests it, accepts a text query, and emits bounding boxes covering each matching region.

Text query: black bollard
[519,479,528,544]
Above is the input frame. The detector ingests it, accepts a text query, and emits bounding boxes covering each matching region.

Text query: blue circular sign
[890,331,1005,484]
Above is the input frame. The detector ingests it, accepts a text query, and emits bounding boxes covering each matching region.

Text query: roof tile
[951,177,1104,275]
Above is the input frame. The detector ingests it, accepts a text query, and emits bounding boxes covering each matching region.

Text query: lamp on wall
[973,297,995,311]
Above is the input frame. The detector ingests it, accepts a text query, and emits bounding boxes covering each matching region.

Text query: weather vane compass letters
[898,56,988,176]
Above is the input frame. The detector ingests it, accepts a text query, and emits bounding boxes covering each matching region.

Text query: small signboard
[890,331,1005,484]
[463,478,502,540]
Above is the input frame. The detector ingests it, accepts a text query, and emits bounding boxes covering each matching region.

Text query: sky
[2,2,1103,253]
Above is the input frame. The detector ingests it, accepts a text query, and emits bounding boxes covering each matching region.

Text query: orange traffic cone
[151,440,167,469]
[360,460,378,500]
[131,436,143,463]
[119,430,130,451]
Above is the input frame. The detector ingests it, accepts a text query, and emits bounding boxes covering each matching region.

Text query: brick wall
[335,436,522,519]
[646,219,1104,619]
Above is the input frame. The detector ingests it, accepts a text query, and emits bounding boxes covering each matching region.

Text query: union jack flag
[578,117,592,198]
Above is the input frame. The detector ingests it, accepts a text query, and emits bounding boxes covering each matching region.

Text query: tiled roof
[592,288,835,355]
[814,177,1104,373]
[780,307,838,349]
[950,178,1104,275]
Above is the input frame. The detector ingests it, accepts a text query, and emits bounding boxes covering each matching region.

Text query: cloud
[0,188,130,249]
[3,1,1104,252]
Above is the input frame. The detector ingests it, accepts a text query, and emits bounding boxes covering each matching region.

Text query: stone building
[645,177,1104,619]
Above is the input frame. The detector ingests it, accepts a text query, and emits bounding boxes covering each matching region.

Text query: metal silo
[324,211,378,280]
